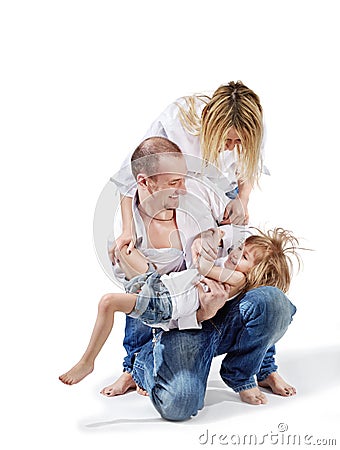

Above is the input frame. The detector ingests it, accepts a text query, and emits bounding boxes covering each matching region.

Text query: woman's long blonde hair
[176,81,263,185]
[243,228,303,294]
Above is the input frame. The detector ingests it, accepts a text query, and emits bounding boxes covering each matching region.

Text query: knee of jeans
[240,286,296,329]
[152,374,202,421]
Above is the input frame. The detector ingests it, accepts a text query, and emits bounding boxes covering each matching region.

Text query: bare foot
[59,360,94,385]
[239,387,268,405]
[258,372,296,397]
[100,372,136,397]
[136,385,149,396]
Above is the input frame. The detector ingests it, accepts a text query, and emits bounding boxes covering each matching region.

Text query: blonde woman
[112,81,266,255]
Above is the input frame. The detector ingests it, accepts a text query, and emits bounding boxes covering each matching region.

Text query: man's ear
[136,173,149,189]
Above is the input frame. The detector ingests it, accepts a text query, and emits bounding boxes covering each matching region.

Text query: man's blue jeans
[130,286,296,421]
[122,316,153,373]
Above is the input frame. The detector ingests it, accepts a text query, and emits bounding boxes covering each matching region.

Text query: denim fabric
[256,345,278,382]
[132,286,296,421]
[122,267,158,373]
[127,271,173,326]
[122,269,171,372]
[123,264,155,294]
[225,186,239,200]
[122,316,153,374]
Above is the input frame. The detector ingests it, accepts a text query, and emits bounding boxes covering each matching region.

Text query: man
[103,136,296,416]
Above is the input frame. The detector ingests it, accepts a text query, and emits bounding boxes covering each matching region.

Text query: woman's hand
[221,198,249,225]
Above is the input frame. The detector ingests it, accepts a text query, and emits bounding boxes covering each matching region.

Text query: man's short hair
[131,137,183,180]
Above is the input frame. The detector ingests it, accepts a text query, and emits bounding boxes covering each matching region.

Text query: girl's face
[224,243,261,274]
[224,127,242,151]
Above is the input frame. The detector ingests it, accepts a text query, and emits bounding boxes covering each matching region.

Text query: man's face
[146,155,187,211]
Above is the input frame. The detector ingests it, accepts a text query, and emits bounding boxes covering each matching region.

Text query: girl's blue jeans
[125,286,296,421]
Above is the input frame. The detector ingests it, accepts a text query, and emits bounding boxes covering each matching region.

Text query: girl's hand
[191,228,224,266]
[221,198,249,225]
[108,231,135,264]
[196,255,215,276]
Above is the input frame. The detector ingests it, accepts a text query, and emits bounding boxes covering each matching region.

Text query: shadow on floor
[85,345,340,428]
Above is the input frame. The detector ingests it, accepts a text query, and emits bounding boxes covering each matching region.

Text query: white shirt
[112,175,229,281]
[111,96,268,198]
[111,187,212,330]
[111,180,250,330]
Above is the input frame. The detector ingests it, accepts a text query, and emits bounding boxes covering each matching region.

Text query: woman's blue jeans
[130,286,296,421]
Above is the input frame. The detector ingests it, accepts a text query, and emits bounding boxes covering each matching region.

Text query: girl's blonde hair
[243,228,302,294]
[176,81,263,185]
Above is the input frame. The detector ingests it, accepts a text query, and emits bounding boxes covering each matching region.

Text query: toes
[105,390,115,397]
[259,394,268,404]
[286,387,297,396]
[59,374,71,385]
[280,385,296,396]
[254,392,268,404]
[100,388,113,396]
[249,395,267,405]
[136,385,148,396]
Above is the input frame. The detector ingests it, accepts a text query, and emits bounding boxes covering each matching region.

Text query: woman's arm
[238,179,252,206]
[222,179,253,225]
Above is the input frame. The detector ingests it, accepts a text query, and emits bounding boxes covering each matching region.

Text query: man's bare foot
[258,371,296,397]
[59,360,94,385]
[239,387,268,405]
[100,372,137,397]
[136,385,149,396]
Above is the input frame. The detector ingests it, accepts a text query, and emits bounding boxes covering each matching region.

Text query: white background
[1,1,339,449]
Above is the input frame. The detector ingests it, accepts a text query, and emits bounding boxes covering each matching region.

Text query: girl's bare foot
[100,372,136,397]
[239,387,268,405]
[258,372,296,397]
[59,360,94,385]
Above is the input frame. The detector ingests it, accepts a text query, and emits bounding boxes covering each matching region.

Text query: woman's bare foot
[100,372,137,397]
[59,360,94,385]
[239,387,268,405]
[258,372,296,397]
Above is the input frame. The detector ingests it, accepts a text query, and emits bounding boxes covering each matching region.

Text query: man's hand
[196,277,230,322]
